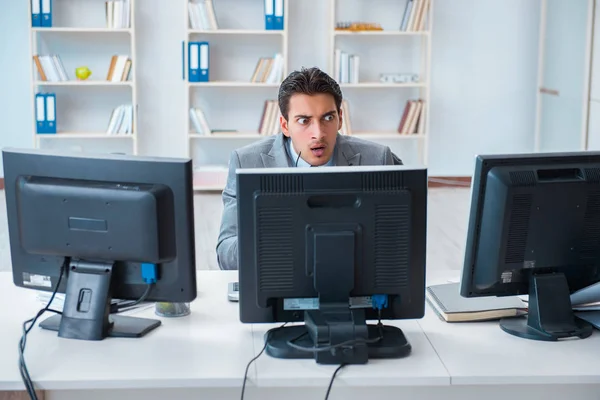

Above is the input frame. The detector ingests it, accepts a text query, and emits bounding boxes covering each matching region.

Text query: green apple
[75,66,92,80]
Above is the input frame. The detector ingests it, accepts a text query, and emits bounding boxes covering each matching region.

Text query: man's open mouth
[310,145,326,157]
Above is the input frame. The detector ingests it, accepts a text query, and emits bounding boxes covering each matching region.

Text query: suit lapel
[261,133,292,168]
[334,134,361,166]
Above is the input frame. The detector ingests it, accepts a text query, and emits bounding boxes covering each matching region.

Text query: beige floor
[0,187,471,273]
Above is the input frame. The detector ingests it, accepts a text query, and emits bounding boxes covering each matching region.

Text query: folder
[41,0,52,27]
[31,0,41,27]
[45,93,56,134]
[188,42,200,82]
[264,0,274,30]
[273,0,284,30]
[35,93,46,134]
[199,42,209,82]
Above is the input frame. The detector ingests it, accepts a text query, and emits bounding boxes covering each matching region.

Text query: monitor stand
[499,272,593,341]
[265,228,411,365]
[39,260,161,341]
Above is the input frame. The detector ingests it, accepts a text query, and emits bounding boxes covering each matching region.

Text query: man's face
[280,93,342,166]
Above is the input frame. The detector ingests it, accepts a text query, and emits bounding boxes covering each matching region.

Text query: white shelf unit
[185,0,289,190]
[329,0,432,167]
[28,0,139,155]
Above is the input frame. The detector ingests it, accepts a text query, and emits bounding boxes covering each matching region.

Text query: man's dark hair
[278,67,343,120]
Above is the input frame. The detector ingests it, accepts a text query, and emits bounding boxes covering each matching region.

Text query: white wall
[0,0,541,177]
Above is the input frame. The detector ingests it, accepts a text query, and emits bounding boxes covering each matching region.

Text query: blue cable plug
[371,294,388,310]
[141,263,157,284]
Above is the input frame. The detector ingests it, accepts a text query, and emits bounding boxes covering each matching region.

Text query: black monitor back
[237,166,427,324]
[3,148,197,304]
[460,152,600,299]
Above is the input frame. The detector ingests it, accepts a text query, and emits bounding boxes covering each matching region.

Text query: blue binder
[198,42,209,82]
[41,0,52,27]
[264,0,274,30]
[273,0,284,30]
[35,93,46,134]
[31,0,41,27]
[188,42,200,82]
[45,93,57,134]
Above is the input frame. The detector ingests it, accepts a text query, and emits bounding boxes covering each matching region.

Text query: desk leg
[0,391,45,400]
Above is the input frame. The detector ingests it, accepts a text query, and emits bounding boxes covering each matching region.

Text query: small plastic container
[155,302,191,317]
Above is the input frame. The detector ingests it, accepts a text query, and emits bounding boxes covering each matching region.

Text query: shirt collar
[286,137,335,167]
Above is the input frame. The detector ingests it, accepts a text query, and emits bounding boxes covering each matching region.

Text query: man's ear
[280,115,290,137]
[338,107,343,131]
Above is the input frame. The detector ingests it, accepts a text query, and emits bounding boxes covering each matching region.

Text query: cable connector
[141,263,157,284]
[371,294,388,310]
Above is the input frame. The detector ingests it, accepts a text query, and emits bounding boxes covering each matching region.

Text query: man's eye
[298,118,308,125]
[324,115,334,121]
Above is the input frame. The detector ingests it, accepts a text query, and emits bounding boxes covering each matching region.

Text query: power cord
[19,258,67,400]
[240,322,288,400]
[111,283,153,312]
[325,363,347,400]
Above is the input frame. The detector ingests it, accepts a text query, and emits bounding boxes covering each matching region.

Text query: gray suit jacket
[216,133,402,270]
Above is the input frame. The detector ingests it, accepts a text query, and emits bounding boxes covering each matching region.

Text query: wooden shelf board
[334,30,429,36]
[34,81,133,86]
[188,81,280,87]
[188,29,284,35]
[340,82,426,88]
[32,27,132,33]
[37,133,134,139]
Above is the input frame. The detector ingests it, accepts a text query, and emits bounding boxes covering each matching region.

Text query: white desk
[2,270,600,400]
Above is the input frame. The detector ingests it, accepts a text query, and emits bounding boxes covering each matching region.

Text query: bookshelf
[185,0,289,190]
[329,0,432,167]
[28,0,138,156]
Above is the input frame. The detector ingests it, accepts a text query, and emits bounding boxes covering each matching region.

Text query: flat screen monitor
[460,151,600,341]
[3,148,197,341]
[237,165,427,364]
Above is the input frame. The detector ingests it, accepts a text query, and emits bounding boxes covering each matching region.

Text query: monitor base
[499,315,592,341]
[265,323,411,364]
[40,314,161,339]
[499,272,593,341]
[40,259,161,341]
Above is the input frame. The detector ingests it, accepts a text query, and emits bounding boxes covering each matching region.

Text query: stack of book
[33,55,69,81]
[339,100,352,135]
[334,50,359,84]
[106,55,132,82]
[397,99,425,135]
[258,100,281,136]
[106,104,134,135]
[189,107,211,135]
[106,0,131,29]
[400,0,430,32]
[250,54,284,83]
[188,0,219,30]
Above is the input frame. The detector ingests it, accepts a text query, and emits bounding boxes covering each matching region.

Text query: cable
[324,363,347,400]
[113,283,153,312]
[295,151,302,167]
[19,259,67,400]
[240,322,288,400]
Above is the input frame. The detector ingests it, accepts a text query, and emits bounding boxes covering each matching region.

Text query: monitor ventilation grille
[374,204,409,289]
[505,194,532,264]
[509,171,536,187]
[579,192,600,260]
[362,172,402,191]
[260,175,303,192]
[257,207,294,292]
[585,168,600,183]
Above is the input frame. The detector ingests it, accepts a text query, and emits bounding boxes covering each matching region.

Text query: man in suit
[216,66,402,271]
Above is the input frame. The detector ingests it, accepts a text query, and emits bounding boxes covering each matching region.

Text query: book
[426,282,526,322]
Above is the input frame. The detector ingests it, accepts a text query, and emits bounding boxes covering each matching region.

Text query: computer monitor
[460,151,600,341]
[237,165,427,365]
[3,148,197,341]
